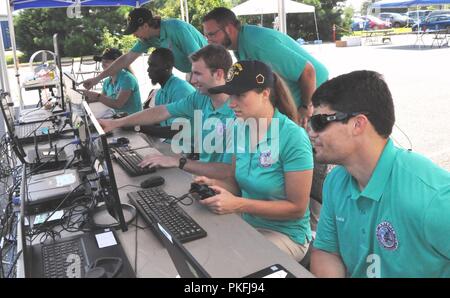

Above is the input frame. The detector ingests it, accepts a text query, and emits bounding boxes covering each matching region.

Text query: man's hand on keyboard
[98,118,120,133]
[138,153,178,169]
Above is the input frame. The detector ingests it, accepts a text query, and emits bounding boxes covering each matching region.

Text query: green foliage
[14,7,130,59]
[148,0,230,31]
[101,28,137,53]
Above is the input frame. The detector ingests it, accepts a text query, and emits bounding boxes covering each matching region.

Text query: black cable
[117,184,142,190]
[168,193,194,207]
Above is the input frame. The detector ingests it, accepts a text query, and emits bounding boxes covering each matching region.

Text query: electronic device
[127,188,207,243]
[25,168,86,215]
[110,146,156,177]
[243,264,295,278]
[80,100,130,232]
[140,176,165,189]
[108,137,129,147]
[189,183,217,200]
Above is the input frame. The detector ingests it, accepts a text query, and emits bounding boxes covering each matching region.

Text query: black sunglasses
[309,112,367,132]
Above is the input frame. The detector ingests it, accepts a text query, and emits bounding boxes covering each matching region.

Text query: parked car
[351,17,369,31]
[425,10,450,20]
[407,10,432,23]
[378,12,414,27]
[364,15,392,30]
[412,14,450,31]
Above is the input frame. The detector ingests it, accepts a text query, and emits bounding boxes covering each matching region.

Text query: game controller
[189,183,217,200]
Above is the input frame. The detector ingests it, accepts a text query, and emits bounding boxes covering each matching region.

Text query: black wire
[168,193,194,206]
[117,184,142,190]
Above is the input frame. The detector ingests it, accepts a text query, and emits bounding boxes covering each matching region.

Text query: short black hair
[312,70,395,138]
[150,48,174,69]
[190,44,233,75]
[202,7,241,28]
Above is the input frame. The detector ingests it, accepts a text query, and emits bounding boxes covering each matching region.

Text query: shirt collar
[350,138,398,201]
[209,98,233,116]
[160,75,175,91]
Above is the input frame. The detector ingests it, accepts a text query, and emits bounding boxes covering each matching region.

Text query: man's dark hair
[151,48,174,69]
[202,7,241,29]
[190,44,233,75]
[312,70,395,138]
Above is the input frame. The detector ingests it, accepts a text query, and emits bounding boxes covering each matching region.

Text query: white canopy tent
[231,0,319,40]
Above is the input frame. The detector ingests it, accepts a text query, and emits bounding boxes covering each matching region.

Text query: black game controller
[190,183,217,200]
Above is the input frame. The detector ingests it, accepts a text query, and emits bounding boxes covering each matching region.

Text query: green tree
[14,7,130,60]
[148,0,230,31]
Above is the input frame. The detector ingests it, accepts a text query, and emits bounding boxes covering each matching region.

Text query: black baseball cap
[124,7,153,35]
[209,60,274,95]
[93,48,122,62]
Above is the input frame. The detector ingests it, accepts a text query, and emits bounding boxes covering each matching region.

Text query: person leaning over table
[195,60,314,262]
[98,44,235,180]
[308,70,450,278]
[202,7,329,128]
[82,7,207,90]
[79,48,142,116]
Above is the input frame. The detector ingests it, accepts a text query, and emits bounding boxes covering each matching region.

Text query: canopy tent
[1,0,151,107]
[231,0,319,41]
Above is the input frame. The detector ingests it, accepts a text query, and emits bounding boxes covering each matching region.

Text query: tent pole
[6,2,23,109]
[180,0,185,21]
[184,0,189,23]
[278,0,287,34]
[313,11,320,41]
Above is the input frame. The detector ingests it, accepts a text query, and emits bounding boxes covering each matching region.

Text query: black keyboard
[42,239,86,278]
[128,188,207,243]
[111,146,156,177]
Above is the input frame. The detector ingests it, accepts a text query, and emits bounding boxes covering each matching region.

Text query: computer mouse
[116,137,129,146]
[140,176,165,188]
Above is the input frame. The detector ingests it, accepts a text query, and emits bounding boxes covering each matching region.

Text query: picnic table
[362,29,394,45]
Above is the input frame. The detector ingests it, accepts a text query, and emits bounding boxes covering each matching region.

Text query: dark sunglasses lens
[310,115,328,132]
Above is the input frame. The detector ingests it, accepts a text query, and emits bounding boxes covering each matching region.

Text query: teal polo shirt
[155,75,195,127]
[234,25,329,108]
[234,109,314,245]
[166,91,235,164]
[314,139,450,277]
[131,19,207,73]
[102,69,142,115]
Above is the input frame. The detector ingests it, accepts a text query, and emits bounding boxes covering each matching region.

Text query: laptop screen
[80,101,127,232]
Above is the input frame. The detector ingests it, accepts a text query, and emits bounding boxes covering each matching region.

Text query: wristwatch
[179,157,187,169]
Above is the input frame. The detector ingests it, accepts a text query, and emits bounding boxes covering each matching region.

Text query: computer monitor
[63,72,83,108]
[0,92,27,164]
[53,33,66,112]
[80,101,128,232]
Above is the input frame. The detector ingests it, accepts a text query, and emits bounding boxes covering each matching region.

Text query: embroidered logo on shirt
[376,221,398,251]
[259,150,272,168]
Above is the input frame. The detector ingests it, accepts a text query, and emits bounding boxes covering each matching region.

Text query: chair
[299,161,335,270]
[75,56,101,87]
[60,57,74,75]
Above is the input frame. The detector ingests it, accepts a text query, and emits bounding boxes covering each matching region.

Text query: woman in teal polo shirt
[197,60,314,261]
[81,48,142,116]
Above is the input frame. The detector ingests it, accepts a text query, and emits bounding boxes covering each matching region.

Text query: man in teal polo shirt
[140,48,195,140]
[202,7,329,128]
[308,70,450,277]
[98,44,235,179]
[82,7,207,90]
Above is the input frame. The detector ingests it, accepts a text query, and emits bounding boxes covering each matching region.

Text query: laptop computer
[18,163,135,278]
[0,93,73,145]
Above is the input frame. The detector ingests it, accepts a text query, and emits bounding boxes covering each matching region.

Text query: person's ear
[352,114,368,135]
[214,68,225,81]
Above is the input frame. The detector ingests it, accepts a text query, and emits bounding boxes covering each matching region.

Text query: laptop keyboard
[128,188,207,243]
[42,239,86,278]
[16,121,53,137]
[111,146,156,177]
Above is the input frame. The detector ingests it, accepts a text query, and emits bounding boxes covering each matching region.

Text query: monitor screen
[80,101,127,232]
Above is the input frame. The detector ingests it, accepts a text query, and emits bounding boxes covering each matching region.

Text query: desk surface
[114,130,313,278]
[18,128,313,278]
[22,78,59,90]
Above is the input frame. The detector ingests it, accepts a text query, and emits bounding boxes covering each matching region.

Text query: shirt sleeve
[118,73,134,92]
[423,185,450,259]
[282,126,314,172]
[130,38,158,53]
[248,36,308,82]
[165,92,196,119]
[313,171,339,254]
